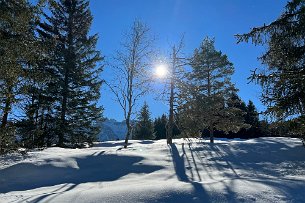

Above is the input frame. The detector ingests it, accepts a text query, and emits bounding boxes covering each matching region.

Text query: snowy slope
[1,137,305,202]
[98,119,127,141]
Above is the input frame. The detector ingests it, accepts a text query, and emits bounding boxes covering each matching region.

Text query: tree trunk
[167,46,176,145]
[124,130,130,148]
[59,67,69,147]
[210,127,214,143]
[167,78,174,145]
[124,118,131,148]
[0,86,12,153]
[1,86,12,129]
[1,99,10,129]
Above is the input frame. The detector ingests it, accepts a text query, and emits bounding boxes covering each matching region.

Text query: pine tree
[180,37,247,143]
[0,0,38,152]
[236,0,305,141]
[225,93,248,138]
[17,57,59,148]
[154,114,168,140]
[133,102,154,140]
[39,0,103,146]
[245,101,259,128]
[246,100,263,138]
[16,8,60,148]
[228,93,247,113]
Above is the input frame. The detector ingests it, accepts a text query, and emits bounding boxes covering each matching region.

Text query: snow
[98,119,127,141]
[1,137,305,202]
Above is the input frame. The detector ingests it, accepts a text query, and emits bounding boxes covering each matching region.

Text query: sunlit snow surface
[1,137,305,202]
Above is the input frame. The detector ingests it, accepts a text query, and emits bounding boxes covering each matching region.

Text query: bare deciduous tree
[107,20,154,148]
[167,39,187,144]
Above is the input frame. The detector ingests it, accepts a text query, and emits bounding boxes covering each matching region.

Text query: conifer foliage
[133,102,154,140]
[179,37,247,142]
[154,114,168,140]
[0,0,103,152]
[38,0,104,146]
[236,0,305,141]
[0,0,38,152]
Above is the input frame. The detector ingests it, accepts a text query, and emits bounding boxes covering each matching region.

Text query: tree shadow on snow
[93,141,127,148]
[168,138,305,202]
[188,138,305,201]
[138,140,154,145]
[0,153,164,195]
[169,144,211,202]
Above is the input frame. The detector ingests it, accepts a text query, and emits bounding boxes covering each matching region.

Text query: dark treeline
[0,0,103,153]
[137,97,296,141]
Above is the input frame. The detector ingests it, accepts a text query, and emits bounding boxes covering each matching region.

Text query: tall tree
[16,44,59,148]
[133,102,154,140]
[39,0,103,146]
[166,39,187,144]
[0,0,38,152]
[17,3,60,148]
[236,0,305,143]
[179,37,247,143]
[236,1,305,126]
[108,20,154,148]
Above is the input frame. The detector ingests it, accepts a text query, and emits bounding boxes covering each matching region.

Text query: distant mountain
[98,119,128,141]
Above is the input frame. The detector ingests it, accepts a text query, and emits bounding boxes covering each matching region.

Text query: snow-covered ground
[1,137,305,203]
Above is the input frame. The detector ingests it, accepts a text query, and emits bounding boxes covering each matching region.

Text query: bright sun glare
[155,64,168,78]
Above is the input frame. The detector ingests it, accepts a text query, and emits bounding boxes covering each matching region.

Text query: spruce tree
[236,0,305,141]
[154,114,167,140]
[39,0,103,146]
[245,101,259,128]
[133,102,154,140]
[245,100,261,138]
[17,8,60,148]
[228,93,247,113]
[225,93,247,138]
[17,55,59,148]
[180,37,247,143]
[0,0,38,152]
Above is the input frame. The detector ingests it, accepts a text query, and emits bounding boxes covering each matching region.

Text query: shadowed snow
[0,137,305,203]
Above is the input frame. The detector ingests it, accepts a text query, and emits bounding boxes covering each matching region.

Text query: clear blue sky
[89,0,288,121]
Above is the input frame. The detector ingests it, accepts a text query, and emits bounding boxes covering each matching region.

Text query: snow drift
[1,137,305,202]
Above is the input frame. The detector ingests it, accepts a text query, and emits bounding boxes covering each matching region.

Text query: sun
[155,64,168,78]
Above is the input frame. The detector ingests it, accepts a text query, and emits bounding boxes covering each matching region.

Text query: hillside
[98,119,127,141]
[1,137,305,202]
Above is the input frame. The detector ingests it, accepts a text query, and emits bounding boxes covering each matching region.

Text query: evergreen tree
[133,102,154,140]
[39,0,103,146]
[238,100,260,138]
[0,0,38,152]
[236,0,305,141]
[228,93,247,113]
[226,93,248,138]
[17,7,60,148]
[17,57,59,148]
[154,114,167,140]
[245,101,259,128]
[179,37,247,143]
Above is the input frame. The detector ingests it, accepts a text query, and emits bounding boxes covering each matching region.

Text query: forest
[0,0,305,153]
